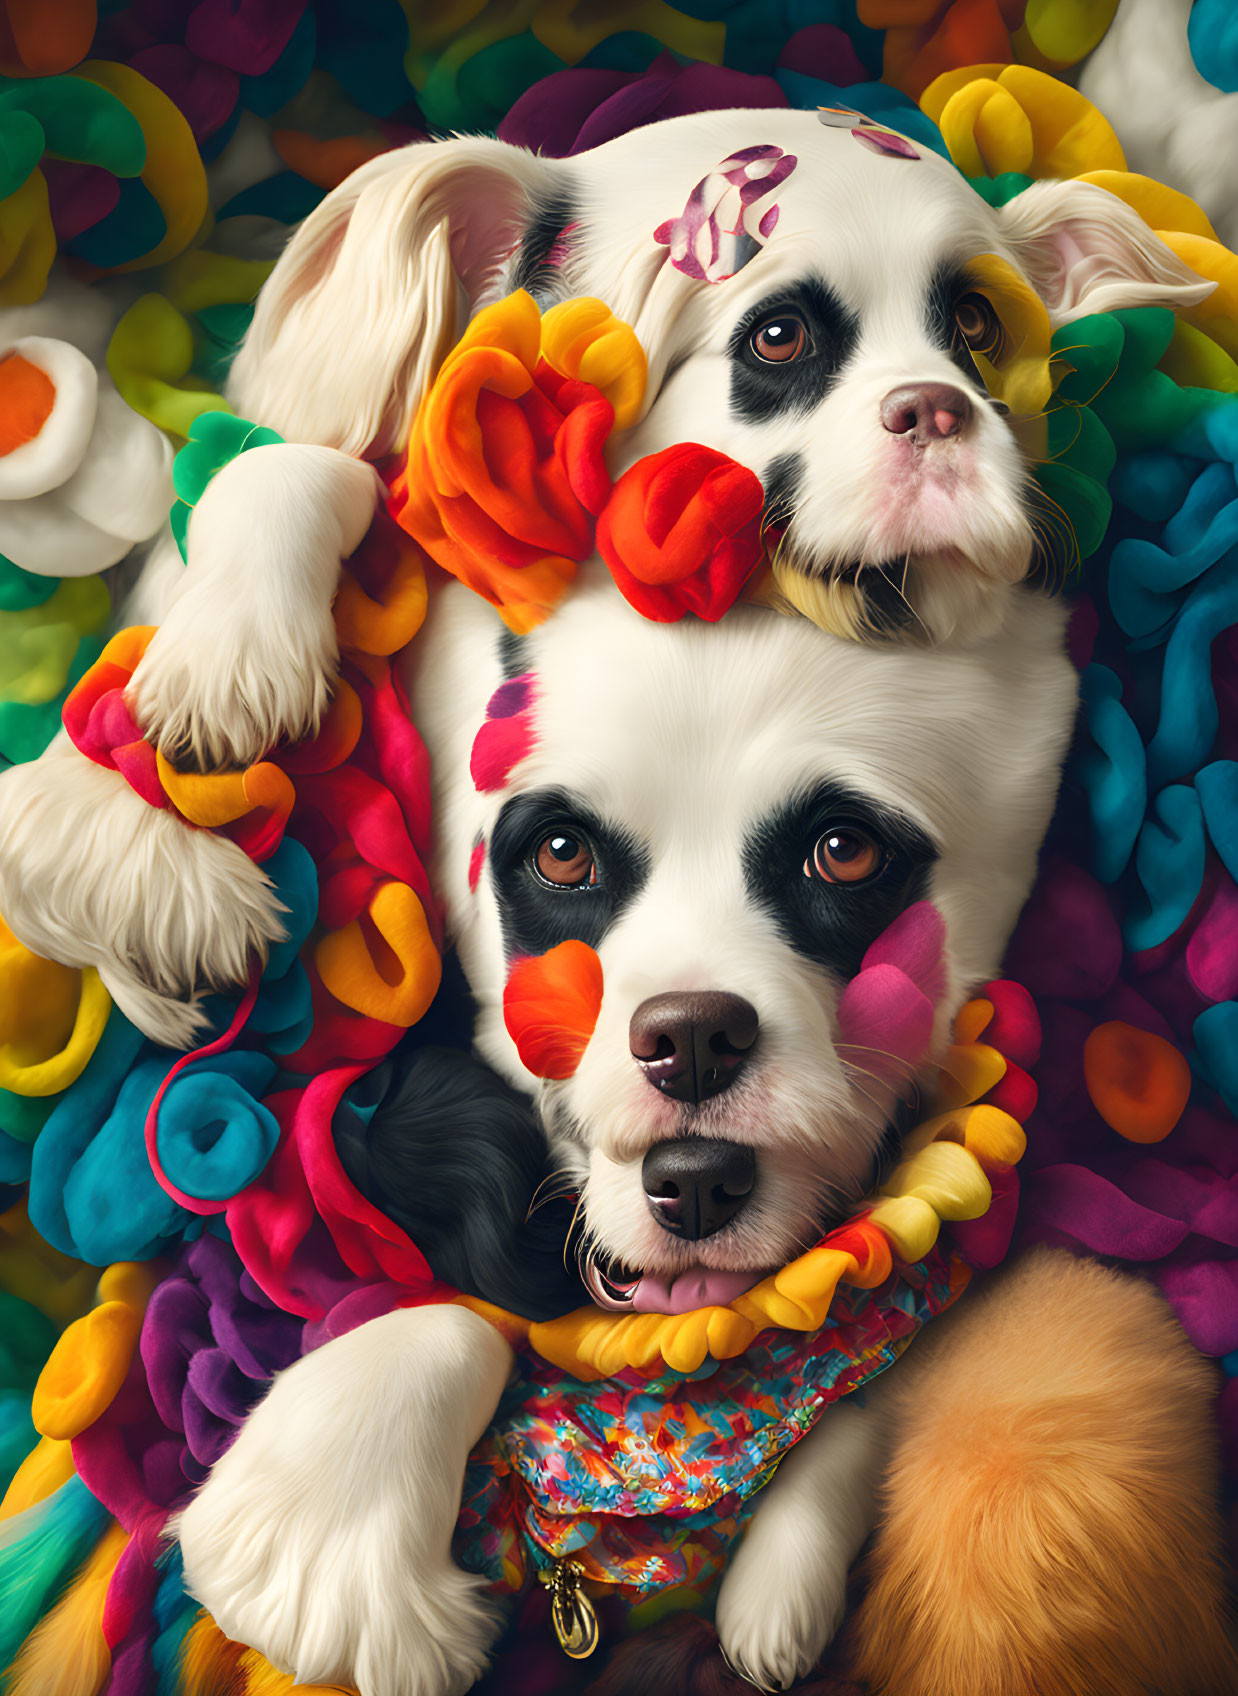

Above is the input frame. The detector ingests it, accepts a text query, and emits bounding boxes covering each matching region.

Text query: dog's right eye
[534,832,597,888]
[749,315,808,364]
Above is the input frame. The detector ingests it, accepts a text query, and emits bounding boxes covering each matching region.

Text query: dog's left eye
[534,832,597,888]
[953,292,1003,357]
[803,826,885,885]
[749,315,808,364]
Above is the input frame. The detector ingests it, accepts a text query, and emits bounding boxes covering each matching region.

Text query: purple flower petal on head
[852,128,920,160]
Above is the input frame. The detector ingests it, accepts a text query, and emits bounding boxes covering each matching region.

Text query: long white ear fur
[1000,177,1215,325]
[227,136,563,456]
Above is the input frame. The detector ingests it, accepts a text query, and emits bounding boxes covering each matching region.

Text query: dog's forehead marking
[653,144,798,284]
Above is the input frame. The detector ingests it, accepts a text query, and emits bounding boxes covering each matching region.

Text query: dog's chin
[766,541,1029,645]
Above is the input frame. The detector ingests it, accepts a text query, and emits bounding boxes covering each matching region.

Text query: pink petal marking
[654,145,797,283]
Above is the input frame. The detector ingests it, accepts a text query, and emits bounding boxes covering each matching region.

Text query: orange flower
[390,291,645,633]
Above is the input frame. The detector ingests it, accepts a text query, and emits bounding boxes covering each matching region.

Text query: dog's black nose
[642,1137,756,1240]
[881,382,972,442]
[629,991,758,1103]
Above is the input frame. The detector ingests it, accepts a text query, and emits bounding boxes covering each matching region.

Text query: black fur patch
[497,626,529,682]
[510,192,575,303]
[489,785,651,961]
[729,277,859,425]
[925,260,993,394]
[334,1045,586,1321]
[761,450,803,531]
[743,781,937,981]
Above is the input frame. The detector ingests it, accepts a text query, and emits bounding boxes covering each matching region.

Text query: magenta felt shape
[471,712,536,793]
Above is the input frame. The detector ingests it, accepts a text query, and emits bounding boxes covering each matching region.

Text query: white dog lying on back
[0,107,1212,1052]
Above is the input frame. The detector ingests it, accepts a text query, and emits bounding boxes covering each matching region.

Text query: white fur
[0,112,1206,1030]
[138,110,1210,767]
[175,1303,513,1696]
[410,571,1077,1283]
[0,737,285,1048]
[716,1371,896,1689]
[128,443,381,767]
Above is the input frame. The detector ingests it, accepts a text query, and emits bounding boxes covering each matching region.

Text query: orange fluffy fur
[846,1247,1238,1696]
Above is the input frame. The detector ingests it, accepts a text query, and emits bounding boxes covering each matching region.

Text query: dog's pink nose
[630,991,758,1105]
[881,383,972,442]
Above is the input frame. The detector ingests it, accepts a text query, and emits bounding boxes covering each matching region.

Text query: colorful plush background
[1,3,1238,1693]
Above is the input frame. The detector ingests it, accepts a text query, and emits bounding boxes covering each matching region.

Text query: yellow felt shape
[316,881,441,1026]
[32,1299,143,1439]
[924,64,1125,181]
[540,298,648,431]
[73,62,208,273]
[0,1201,99,1321]
[0,918,110,1097]
[1158,232,1238,363]
[0,170,57,307]
[106,293,231,438]
[1160,321,1238,393]
[864,1194,942,1262]
[876,1139,992,1220]
[0,1435,75,1519]
[957,254,1053,418]
[1076,170,1219,244]
[157,755,295,830]
[1018,0,1120,68]
[904,1102,1028,1169]
[937,1036,1007,1108]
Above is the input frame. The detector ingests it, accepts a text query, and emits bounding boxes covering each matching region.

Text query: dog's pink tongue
[630,1266,763,1314]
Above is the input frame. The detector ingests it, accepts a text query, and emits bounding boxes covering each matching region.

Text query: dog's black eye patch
[729,278,859,424]
[926,261,996,394]
[743,782,937,980]
[489,786,650,959]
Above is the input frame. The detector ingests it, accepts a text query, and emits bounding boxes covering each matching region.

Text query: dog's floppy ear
[227,137,563,455]
[998,178,1214,325]
[334,1044,586,1322]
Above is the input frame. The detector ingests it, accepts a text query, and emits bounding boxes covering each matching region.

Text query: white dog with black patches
[176,572,1078,1695]
[4,110,1236,1695]
[0,107,1211,1047]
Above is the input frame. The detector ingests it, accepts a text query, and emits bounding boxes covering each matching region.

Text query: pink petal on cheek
[836,962,935,1072]
[860,901,947,1002]
[470,710,537,793]
[468,840,485,892]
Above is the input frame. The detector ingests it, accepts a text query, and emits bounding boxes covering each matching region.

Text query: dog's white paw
[127,442,380,769]
[0,740,285,1047]
[127,583,338,769]
[715,1510,849,1692]
[175,1304,512,1696]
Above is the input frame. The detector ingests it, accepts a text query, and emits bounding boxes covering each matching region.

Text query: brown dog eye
[953,292,1002,356]
[804,827,884,885]
[750,315,807,364]
[535,832,597,888]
